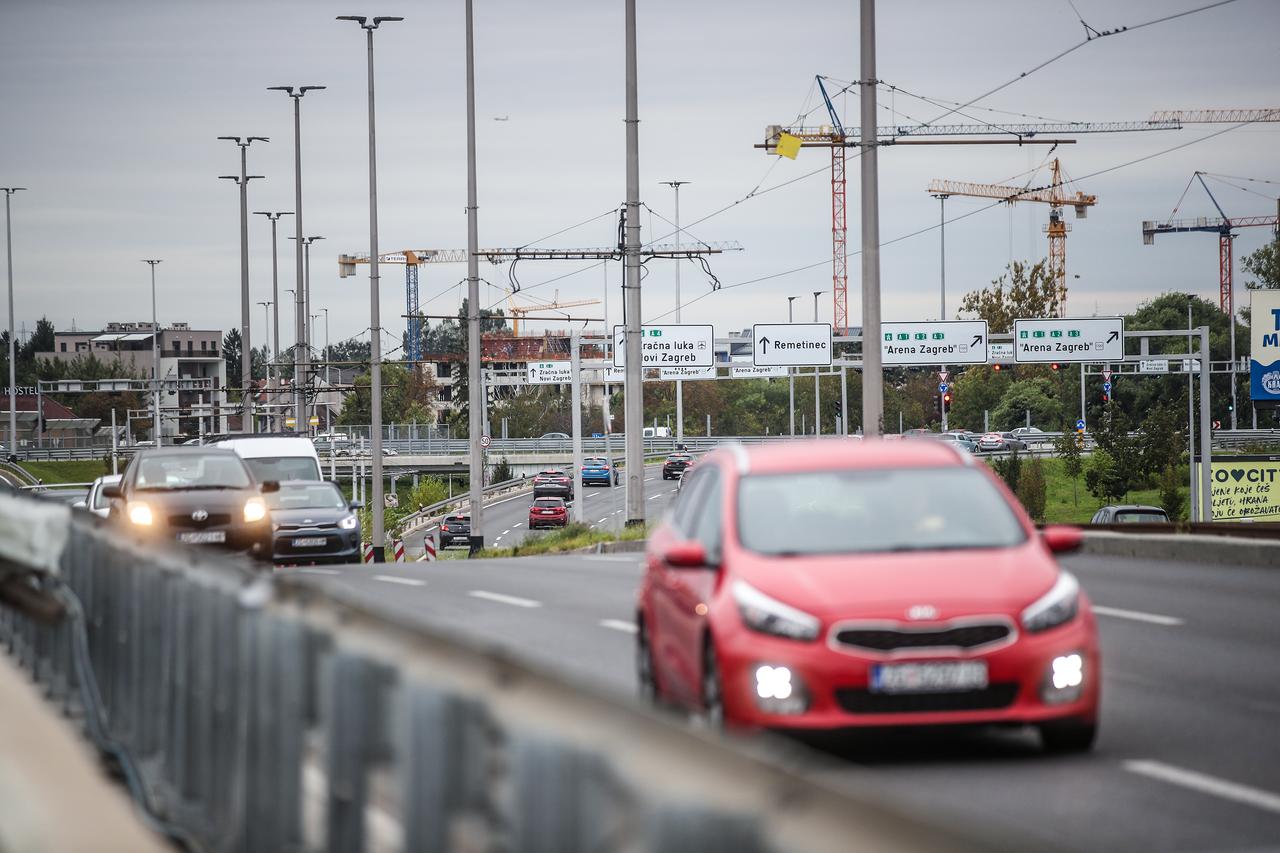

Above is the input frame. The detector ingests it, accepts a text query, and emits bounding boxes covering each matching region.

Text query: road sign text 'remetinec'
[880,321,988,366]
[751,323,832,367]
[612,325,714,368]
[1013,317,1124,363]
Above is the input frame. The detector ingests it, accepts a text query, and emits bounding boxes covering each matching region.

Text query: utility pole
[935,192,949,434]
[859,0,884,437]
[268,84,324,435]
[338,14,401,561]
[217,135,267,434]
[463,0,486,553]
[290,234,325,432]
[3,187,24,458]
[787,296,797,436]
[143,260,163,443]
[661,181,688,445]
[254,210,293,431]
[258,299,272,413]
[622,0,644,526]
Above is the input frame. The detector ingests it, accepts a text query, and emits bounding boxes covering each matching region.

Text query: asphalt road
[286,547,1280,851]
[402,463,681,555]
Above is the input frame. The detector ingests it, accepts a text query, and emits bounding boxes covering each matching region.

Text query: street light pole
[290,234,325,433]
[859,0,884,437]
[268,84,325,436]
[463,0,486,552]
[934,192,949,433]
[660,180,688,445]
[258,300,273,414]
[217,135,267,434]
[253,210,293,431]
[143,260,163,443]
[322,307,331,431]
[338,14,402,562]
[2,187,24,457]
[813,290,823,436]
[787,295,797,437]
[621,0,646,527]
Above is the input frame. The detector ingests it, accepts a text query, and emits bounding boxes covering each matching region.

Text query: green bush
[1158,465,1186,521]
[1017,455,1047,521]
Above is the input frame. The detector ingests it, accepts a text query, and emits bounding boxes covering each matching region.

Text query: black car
[532,469,574,500]
[1090,504,1170,524]
[267,481,362,565]
[439,514,471,548]
[662,453,694,480]
[104,447,276,562]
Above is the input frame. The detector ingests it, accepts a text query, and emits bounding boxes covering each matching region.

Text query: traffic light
[992,364,1001,372]
[943,392,952,406]
[1101,393,1109,403]
[1050,363,1060,371]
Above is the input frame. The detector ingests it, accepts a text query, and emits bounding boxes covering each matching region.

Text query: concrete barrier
[1081,531,1280,569]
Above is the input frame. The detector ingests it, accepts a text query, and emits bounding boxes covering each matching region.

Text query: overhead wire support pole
[218,135,267,434]
[465,0,485,555]
[3,187,23,459]
[623,0,645,527]
[859,0,884,438]
[143,260,163,443]
[253,210,293,431]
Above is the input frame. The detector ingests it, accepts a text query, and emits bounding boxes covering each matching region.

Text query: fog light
[1043,653,1085,704]
[753,664,809,715]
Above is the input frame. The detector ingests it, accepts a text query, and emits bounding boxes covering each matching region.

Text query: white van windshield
[244,456,322,482]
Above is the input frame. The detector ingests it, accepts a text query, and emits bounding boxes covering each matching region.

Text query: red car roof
[712,438,968,477]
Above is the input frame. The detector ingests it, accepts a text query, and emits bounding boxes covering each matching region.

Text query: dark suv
[662,453,694,480]
[533,469,573,500]
[439,514,471,548]
[104,447,277,562]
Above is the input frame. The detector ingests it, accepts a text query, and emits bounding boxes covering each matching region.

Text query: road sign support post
[1199,325,1212,522]
[675,379,684,444]
[570,330,584,525]
[840,365,848,435]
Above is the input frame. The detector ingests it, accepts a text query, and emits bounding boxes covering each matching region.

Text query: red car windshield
[737,467,1026,556]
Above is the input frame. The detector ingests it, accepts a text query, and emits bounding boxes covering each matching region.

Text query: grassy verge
[477,522,647,559]
[19,459,110,485]
[982,456,1179,524]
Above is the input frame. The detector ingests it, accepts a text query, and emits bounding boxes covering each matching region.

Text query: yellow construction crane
[507,290,600,336]
[927,158,1096,316]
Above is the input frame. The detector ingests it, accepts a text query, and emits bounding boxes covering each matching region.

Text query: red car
[636,439,1100,752]
[528,496,568,529]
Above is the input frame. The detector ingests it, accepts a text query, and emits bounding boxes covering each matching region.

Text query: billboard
[1250,289,1280,404]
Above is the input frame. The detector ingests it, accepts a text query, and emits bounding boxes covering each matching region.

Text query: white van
[642,426,672,438]
[209,436,323,482]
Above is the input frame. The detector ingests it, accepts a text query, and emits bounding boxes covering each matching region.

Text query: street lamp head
[217,136,242,143]
[267,85,295,95]
[247,136,269,144]
[218,175,239,181]
[0,187,27,194]
[299,86,326,94]
[141,259,162,265]
[336,14,367,24]
[373,16,404,24]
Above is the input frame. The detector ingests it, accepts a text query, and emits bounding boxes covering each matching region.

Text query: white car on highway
[80,474,122,518]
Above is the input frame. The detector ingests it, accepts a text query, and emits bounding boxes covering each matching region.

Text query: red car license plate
[871,661,988,694]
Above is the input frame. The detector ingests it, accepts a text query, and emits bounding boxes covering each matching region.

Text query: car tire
[701,639,725,730]
[1039,719,1098,753]
[637,618,660,705]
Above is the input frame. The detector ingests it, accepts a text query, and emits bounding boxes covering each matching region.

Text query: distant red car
[528,496,568,530]
[636,439,1100,752]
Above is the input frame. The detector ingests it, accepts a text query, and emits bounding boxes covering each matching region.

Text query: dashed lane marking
[468,590,542,608]
[1093,605,1184,627]
[373,575,425,587]
[298,568,340,575]
[599,619,638,634]
[1124,760,1280,815]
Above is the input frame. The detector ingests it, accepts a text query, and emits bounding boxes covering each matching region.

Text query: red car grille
[834,683,1018,714]
[833,623,1011,653]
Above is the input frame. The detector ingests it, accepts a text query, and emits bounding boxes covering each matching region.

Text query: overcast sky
[2,0,1278,354]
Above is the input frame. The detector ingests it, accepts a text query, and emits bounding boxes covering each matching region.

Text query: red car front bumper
[714,609,1100,731]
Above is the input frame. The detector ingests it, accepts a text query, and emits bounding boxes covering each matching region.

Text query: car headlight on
[127,501,153,526]
[1022,571,1080,633]
[732,580,820,642]
[243,497,268,524]
[340,514,358,530]
[753,664,809,714]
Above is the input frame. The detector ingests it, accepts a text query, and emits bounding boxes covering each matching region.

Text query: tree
[19,317,55,360]
[1085,447,1127,504]
[1243,237,1280,290]
[1158,465,1186,522]
[1054,427,1083,506]
[336,363,439,425]
[1017,455,1047,521]
[948,366,1011,432]
[991,448,1022,494]
[1138,403,1183,480]
[991,378,1062,431]
[491,456,513,484]
[223,329,243,400]
[958,259,1062,333]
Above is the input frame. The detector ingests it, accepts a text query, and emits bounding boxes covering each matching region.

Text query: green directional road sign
[880,320,988,365]
[1012,317,1124,363]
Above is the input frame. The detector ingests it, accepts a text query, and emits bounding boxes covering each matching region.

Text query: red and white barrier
[362,542,375,564]
[417,535,437,562]
[393,539,406,563]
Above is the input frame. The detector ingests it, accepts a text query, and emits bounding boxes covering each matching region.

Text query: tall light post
[2,187,24,457]
[289,234,325,433]
[321,307,331,431]
[218,135,267,434]
[660,180,688,444]
[787,295,797,437]
[268,84,325,436]
[859,0,884,437]
[460,0,486,552]
[934,192,949,431]
[338,14,402,562]
[142,260,163,443]
[258,300,273,417]
[253,210,293,431]
[813,290,824,436]
[621,0,645,527]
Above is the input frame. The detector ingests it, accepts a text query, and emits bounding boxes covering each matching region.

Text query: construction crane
[1142,172,1280,312]
[1149,109,1280,124]
[507,291,601,336]
[761,77,1181,332]
[927,159,1096,316]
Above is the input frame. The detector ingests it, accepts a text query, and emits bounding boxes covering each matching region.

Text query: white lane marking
[373,574,425,587]
[514,522,523,528]
[1124,760,1280,815]
[297,568,340,575]
[469,590,542,608]
[599,619,638,634]
[502,529,511,536]
[597,517,609,523]
[1093,605,1184,626]
[648,494,663,500]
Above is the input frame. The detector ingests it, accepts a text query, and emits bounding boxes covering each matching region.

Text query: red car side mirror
[665,540,709,568]
[1041,525,1083,554]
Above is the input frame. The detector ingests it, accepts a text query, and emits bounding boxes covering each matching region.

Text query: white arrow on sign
[1013,317,1124,363]
[527,361,573,385]
[752,323,832,366]
[613,325,715,368]
[880,320,988,365]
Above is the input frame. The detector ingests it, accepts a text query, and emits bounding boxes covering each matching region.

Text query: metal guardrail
[0,492,990,853]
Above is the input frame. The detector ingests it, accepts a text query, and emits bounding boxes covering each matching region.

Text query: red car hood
[731,543,1058,622]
